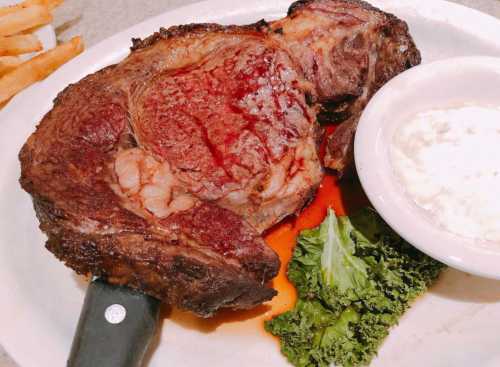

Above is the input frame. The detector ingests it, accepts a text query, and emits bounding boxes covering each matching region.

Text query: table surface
[2,0,500,365]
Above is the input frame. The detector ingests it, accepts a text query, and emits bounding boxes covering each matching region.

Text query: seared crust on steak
[19,0,420,316]
[33,196,277,316]
[130,21,271,51]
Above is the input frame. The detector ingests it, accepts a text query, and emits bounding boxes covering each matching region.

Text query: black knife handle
[67,278,161,367]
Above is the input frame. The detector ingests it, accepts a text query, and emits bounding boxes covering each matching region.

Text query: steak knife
[67,278,161,367]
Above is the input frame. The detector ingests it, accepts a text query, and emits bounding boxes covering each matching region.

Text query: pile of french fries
[0,0,84,105]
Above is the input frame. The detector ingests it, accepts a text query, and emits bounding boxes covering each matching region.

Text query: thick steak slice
[19,62,281,316]
[19,22,320,316]
[19,0,421,316]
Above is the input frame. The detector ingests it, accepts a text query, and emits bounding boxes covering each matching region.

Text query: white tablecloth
[1,0,499,365]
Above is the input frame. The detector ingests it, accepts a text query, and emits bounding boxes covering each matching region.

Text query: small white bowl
[355,56,500,280]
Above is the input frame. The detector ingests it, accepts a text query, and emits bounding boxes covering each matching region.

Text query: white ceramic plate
[1,1,500,367]
[0,0,56,59]
[355,56,500,280]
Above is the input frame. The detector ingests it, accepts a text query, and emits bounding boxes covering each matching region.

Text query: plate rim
[1,0,500,366]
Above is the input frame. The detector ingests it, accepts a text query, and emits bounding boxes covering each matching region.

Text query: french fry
[0,55,21,76]
[0,5,20,17]
[0,36,83,104]
[0,5,52,36]
[26,0,64,10]
[0,0,63,17]
[0,34,42,56]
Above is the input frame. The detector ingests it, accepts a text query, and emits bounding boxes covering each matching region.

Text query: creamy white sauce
[390,105,500,242]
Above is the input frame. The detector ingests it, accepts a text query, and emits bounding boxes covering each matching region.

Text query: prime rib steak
[19,0,420,317]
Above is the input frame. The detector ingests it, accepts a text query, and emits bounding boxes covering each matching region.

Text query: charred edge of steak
[130,20,270,51]
[295,174,323,218]
[46,232,277,317]
[374,15,422,89]
[317,94,358,124]
[323,114,359,176]
[49,64,118,107]
[33,196,277,317]
[288,0,387,17]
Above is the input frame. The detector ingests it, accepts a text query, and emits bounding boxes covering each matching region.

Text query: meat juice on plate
[390,105,500,243]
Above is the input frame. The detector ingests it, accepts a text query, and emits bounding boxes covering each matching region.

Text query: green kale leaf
[265,208,445,367]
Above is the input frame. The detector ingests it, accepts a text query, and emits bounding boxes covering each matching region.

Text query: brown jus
[19,0,420,317]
